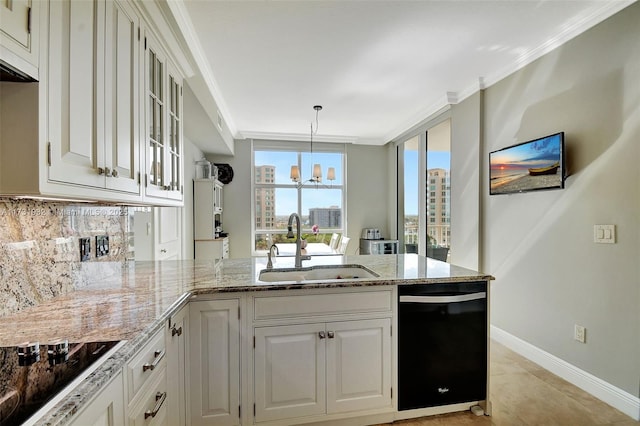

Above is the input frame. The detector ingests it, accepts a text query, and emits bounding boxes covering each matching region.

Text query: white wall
[450,92,482,270]
[478,3,639,398]
[208,141,389,258]
[183,137,204,260]
[345,144,389,253]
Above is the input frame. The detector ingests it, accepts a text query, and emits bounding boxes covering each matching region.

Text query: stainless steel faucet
[287,213,311,268]
[266,244,279,269]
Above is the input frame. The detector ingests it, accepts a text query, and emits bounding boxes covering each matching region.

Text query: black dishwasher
[398,281,487,410]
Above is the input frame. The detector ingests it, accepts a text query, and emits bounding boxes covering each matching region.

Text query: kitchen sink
[258,264,379,282]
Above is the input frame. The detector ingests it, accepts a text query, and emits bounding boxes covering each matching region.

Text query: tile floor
[376,340,638,426]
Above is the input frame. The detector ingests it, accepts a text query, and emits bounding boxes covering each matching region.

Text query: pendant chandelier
[290,105,335,187]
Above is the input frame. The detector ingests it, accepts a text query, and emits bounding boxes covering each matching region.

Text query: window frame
[395,109,451,256]
[251,140,346,255]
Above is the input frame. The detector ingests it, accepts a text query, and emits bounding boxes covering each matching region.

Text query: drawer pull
[142,349,165,372]
[171,326,182,337]
[144,392,167,419]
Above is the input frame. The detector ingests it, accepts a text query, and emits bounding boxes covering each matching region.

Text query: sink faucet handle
[266,244,279,269]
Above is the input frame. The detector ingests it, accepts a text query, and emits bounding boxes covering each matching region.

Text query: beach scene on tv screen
[490,134,562,194]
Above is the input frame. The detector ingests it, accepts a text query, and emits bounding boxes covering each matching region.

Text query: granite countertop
[0,254,492,425]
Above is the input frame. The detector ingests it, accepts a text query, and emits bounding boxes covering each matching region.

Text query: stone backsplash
[0,199,132,316]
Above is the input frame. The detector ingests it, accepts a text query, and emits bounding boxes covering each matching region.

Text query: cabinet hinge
[27,7,32,33]
[46,142,51,166]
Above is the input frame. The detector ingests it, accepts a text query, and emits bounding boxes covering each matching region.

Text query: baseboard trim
[491,325,640,421]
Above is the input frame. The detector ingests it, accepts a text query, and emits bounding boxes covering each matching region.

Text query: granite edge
[32,292,192,426]
[31,272,493,425]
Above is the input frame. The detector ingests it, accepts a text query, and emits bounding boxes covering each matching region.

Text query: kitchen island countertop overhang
[0,254,493,425]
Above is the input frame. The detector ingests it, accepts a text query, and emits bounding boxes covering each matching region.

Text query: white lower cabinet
[189,299,241,426]
[166,304,189,426]
[70,288,395,426]
[69,371,125,426]
[326,319,392,414]
[254,319,392,423]
[254,323,327,422]
[252,288,394,425]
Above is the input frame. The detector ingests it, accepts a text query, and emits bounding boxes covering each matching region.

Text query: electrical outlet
[96,235,109,258]
[574,324,586,343]
[79,237,91,261]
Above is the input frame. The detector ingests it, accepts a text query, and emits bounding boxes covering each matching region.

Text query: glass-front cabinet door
[166,66,183,200]
[145,31,165,199]
[143,28,183,204]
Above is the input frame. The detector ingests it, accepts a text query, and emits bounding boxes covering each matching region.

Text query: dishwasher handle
[399,292,486,304]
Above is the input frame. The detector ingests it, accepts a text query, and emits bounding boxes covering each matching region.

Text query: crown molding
[392,0,637,145]
[480,0,635,89]
[239,131,358,144]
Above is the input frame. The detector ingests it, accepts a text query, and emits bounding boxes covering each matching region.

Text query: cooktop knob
[47,339,70,365]
[17,342,40,366]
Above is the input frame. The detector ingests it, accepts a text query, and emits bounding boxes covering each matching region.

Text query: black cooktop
[0,340,120,425]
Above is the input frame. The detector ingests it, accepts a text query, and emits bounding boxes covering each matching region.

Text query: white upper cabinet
[0,0,39,79]
[142,27,183,205]
[102,0,142,194]
[47,0,104,190]
[0,0,186,205]
[47,0,141,198]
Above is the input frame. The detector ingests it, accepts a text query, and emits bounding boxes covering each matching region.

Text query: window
[252,141,345,253]
[397,116,451,259]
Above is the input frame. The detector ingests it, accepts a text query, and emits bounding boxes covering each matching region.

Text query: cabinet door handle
[327,331,335,339]
[97,167,105,175]
[160,249,167,253]
[142,349,165,372]
[111,169,119,178]
[144,392,167,419]
[171,326,182,337]
[318,331,326,339]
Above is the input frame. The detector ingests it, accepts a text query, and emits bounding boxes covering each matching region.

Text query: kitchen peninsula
[0,254,493,426]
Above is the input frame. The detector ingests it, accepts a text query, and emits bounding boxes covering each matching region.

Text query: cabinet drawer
[254,289,392,320]
[128,364,168,426]
[126,329,166,403]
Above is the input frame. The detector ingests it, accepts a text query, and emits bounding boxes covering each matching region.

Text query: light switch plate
[593,224,615,244]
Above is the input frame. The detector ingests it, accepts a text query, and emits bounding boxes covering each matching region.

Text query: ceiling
[171,0,633,153]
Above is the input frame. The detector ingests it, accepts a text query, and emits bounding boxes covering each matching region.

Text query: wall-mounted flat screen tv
[490,132,565,195]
